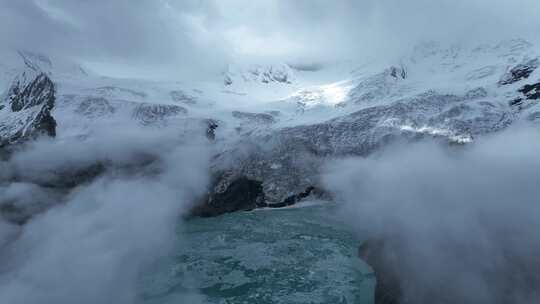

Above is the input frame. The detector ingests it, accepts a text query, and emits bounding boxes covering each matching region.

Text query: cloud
[0,129,210,304]
[323,125,540,303]
[2,0,539,78]
[0,0,229,79]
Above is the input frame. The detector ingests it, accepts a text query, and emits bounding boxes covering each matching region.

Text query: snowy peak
[223,63,295,86]
[0,71,56,146]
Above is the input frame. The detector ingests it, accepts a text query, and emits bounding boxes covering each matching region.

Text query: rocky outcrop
[206,91,511,211]
[192,176,265,217]
[389,66,407,80]
[132,103,187,125]
[510,81,540,109]
[75,97,116,118]
[206,119,219,141]
[0,71,56,147]
[499,58,539,85]
[0,152,163,224]
[519,82,540,100]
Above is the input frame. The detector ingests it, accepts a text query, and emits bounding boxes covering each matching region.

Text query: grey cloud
[0,0,229,79]
[323,126,540,303]
[3,0,540,78]
[0,128,211,304]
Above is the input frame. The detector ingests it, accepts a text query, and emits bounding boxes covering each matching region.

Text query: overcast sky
[1,0,539,78]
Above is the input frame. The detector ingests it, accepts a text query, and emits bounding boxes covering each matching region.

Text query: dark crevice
[192,177,265,217]
[264,186,317,209]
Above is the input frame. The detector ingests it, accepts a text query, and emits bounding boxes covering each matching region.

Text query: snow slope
[1,38,539,214]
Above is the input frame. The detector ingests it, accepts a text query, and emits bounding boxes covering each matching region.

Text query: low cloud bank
[0,129,210,304]
[3,0,540,78]
[324,125,540,303]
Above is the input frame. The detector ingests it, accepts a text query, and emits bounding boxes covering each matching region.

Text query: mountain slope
[0,70,56,147]
[0,39,539,219]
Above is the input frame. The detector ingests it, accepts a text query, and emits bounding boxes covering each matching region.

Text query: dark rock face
[192,176,265,217]
[359,239,404,304]
[209,91,510,210]
[510,82,540,108]
[132,103,187,125]
[390,66,407,79]
[359,236,540,304]
[519,82,540,100]
[75,97,116,118]
[9,73,55,112]
[205,119,219,141]
[224,74,233,86]
[1,153,162,225]
[0,72,57,146]
[499,59,539,85]
[264,186,318,208]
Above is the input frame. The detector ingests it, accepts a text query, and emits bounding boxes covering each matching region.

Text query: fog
[324,125,540,303]
[0,130,210,304]
[1,1,540,302]
[1,0,539,78]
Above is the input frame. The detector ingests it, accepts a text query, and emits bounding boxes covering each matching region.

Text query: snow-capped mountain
[1,39,540,219]
[0,70,56,147]
[223,63,296,86]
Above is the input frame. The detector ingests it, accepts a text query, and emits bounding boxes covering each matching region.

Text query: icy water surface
[140,202,374,304]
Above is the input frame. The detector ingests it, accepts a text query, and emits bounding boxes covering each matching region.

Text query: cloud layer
[2,0,540,78]
[324,126,540,303]
[0,129,211,304]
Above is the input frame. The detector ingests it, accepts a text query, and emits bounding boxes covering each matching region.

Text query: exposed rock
[224,74,233,86]
[499,58,539,85]
[519,82,540,100]
[206,119,219,141]
[390,66,407,79]
[264,186,320,208]
[132,103,187,125]
[359,238,404,304]
[210,91,511,207]
[192,176,265,217]
[510,82,540,109]
[75,96,115,118]
[0,71,56,146]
